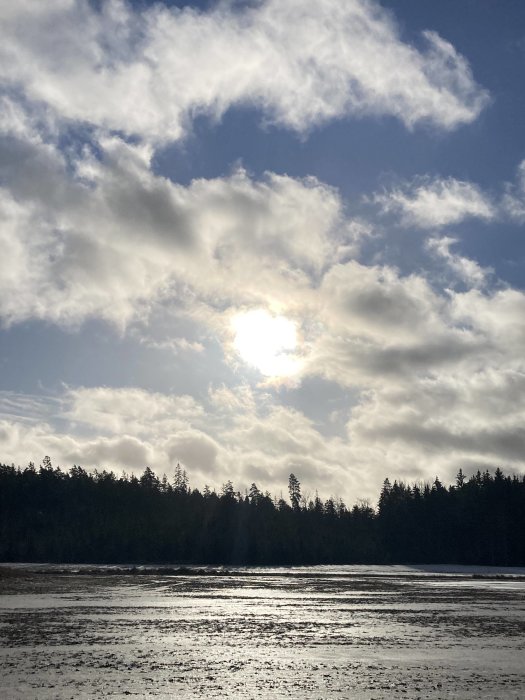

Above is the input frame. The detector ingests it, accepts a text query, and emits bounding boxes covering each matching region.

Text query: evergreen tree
[0,460,524,566]
[288,473,301,511]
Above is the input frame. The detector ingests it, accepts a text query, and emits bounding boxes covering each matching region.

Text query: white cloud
[0,417,154,473]
[66,386,204,437]
[139,336,205,354]
[374,176,495,228]
[344,366,525,485]
[208,384,259,416]
[427,236,489,287]
[0,126,344,327]
[450,287,525,352]
[0,0,488,143]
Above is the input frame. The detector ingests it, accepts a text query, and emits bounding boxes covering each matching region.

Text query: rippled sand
[1,565,524,699]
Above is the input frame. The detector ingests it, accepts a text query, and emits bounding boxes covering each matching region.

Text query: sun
[232,309,301,378]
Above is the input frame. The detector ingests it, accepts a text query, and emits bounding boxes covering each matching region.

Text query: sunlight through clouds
[1,0,525,503]
[232,309,302,379]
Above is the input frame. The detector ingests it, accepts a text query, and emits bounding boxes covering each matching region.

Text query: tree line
[0,458,524,565]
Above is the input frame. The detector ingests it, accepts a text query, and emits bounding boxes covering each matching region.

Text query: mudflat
[1,565,524,699]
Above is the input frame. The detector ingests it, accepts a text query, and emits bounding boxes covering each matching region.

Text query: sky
[1,0,525,504]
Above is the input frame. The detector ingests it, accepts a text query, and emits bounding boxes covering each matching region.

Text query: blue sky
[1,0,525,502]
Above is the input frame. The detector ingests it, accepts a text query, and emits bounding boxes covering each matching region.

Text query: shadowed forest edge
[1,459,524,566]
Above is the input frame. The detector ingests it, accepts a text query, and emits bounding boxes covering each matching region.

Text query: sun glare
[232,309,300,378]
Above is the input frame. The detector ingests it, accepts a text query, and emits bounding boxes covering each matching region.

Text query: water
[1,565,524,699]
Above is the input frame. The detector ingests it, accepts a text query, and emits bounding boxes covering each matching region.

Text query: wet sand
[1,565,524,699]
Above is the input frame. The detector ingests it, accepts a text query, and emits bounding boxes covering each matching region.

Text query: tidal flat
[0,564,524,699]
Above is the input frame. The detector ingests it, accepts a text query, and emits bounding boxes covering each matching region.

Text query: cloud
[345,366,525,483]
[305,259,488,387]
[139,336,205,354]
[0,387,365,500]
[2,107,525,500]
[0,125,344,327]
[0,0,488,143]
[290,256,525,487]
[66,387,204,437]
[373,176,495,228]
[3,1,525,505]
[318,260,444,343]
[64,435,154,471]
[502,159,525,221]
[165,430,221,475]
[0,417,154,472]
[2,307,525,502]
[450,287,525,352]
[427,236,489,287]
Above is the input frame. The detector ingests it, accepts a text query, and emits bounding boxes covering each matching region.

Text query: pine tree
[288,473,301,511]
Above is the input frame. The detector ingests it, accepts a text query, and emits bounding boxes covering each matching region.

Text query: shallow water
[1,565,524,699]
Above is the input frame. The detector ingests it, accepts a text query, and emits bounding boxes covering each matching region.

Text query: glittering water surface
[1,565,524,699]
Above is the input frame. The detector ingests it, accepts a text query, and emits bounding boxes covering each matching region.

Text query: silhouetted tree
[0,460,523,566]
[288,473,301,511]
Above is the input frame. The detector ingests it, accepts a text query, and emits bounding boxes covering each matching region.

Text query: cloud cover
[2,0,524,503]
[0,0,492,329]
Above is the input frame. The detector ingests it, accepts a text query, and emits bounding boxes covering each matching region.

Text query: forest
[1,458,524,566]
